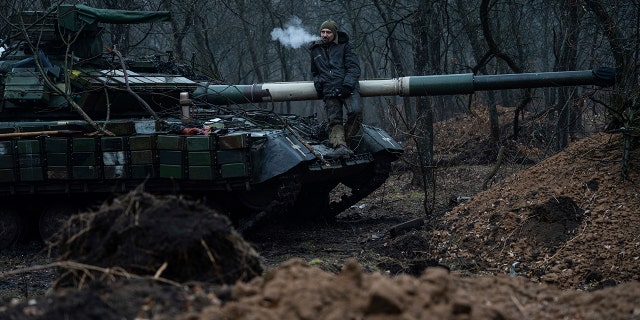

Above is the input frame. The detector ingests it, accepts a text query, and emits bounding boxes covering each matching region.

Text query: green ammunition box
[129,135,155,150]
[19,154,41,167]
[220,163,247,178]
[130,150,154,164]
[105,121,134,136]
[47,167,68,180]
[4,71,49,102]
[218,134,249,150]
[188,152,211,166]
[17,140,40,154]
[0,155,13,169]
[45,138,68,153]
[46,153,68,166]
[189,166,213,180]
[104,165,128,179]
[20,167,44,181]
[217,150,246,164]
[73,138,96,152]
[0,141,13,155]
[134,121,157,134]
[102,137,125,151]
[72,166,99,179]
[0,169,15,182]
[157,135,184,150]
[131,164,155,179]
[186,136,211,151]
[159,150,183,165]
[72,152,96,166]
[159,164,182,179]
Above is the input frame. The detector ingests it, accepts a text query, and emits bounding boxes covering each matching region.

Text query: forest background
[1,0,638,187]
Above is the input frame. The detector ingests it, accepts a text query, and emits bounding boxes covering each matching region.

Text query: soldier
[310,20,362,158]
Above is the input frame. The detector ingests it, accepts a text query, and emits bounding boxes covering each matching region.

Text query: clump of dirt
[52,188,263,287]
[521,196,584,251]
[1,278,226,320]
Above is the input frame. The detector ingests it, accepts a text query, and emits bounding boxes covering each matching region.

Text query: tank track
[327,154,393,217]
[235,154,393,230]
[235,171,302,233]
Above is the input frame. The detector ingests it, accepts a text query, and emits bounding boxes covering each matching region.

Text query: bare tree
[480,0,532,140]
[157,0,197,61]
[3,0,632,159]
[372,0,415,122]
[454,0,501,141]
[410,0,438,212]
[583,0,639,178]
[554,0,581,149]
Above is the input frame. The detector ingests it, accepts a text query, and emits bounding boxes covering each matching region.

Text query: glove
[339,85,353,97]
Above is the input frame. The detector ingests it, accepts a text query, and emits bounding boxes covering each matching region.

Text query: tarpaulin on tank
[58,4,171,31]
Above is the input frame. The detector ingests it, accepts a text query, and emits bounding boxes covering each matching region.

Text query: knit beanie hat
[320,20,338,34]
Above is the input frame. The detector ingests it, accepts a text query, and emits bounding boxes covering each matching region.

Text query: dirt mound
[53,188,263,287]
[3,108,640,319]
[186,259,640,319]
[4,258,640,319]
[434,133,640,289]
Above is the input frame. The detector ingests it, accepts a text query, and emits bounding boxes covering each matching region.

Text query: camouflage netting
[52,188,263,287]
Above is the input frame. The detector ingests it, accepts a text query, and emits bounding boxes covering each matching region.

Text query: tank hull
[0,115,402,246]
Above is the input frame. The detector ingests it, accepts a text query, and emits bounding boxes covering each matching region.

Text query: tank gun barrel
[193,67,615,105]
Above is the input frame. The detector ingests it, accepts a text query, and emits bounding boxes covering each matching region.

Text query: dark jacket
[310,31,361,99]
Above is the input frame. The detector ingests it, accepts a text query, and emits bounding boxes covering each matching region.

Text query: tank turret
[0,5,616,248]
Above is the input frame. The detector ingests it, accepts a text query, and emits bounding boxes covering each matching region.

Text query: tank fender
[251,131,316,183]
[352,125,403,157]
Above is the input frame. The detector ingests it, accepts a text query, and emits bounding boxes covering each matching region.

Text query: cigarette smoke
[271,17,319,49]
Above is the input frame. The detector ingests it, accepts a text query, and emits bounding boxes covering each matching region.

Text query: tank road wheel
[236,184,280,212]
[0,208,23,249]
[39,204,80,243]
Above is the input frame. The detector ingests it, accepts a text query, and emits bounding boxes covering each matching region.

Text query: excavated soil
[52,188,263,288]
[1,106,640,319]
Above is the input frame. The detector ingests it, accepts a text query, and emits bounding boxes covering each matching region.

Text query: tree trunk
[456,0,500,141]
[372,0,414,123]
[480,0,531,140]
[584,0,638,133]
[410,0,440,215]
[555,0,579,150]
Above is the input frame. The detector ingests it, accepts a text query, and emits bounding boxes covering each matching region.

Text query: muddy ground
[1,107,639,319]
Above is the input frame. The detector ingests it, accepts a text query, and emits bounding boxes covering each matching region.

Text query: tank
[0,5,615,247]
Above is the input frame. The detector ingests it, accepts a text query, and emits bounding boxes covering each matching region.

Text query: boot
[327,144,354,159]
[326,124,354,159]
